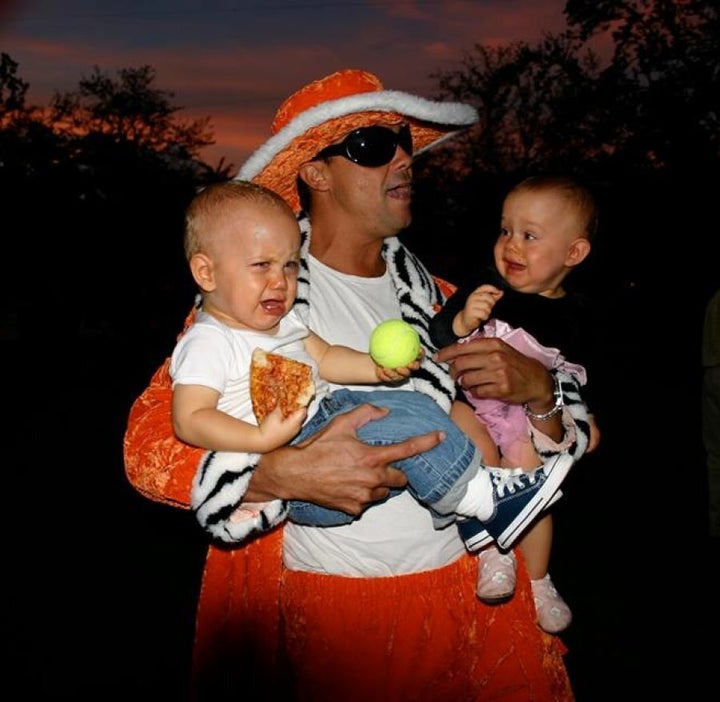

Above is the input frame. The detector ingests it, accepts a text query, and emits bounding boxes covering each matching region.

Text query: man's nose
[392,144,412,168]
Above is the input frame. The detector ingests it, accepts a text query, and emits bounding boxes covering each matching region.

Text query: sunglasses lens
[346,127,398,167]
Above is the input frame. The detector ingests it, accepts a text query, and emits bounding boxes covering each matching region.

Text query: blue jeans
[288,388,480,527]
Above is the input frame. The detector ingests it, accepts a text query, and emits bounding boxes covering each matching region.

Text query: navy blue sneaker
[482,454,574,550]
[458,486,564,552]
[457,518,493,551]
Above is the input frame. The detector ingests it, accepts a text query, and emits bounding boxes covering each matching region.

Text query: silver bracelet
[523,375,564,421]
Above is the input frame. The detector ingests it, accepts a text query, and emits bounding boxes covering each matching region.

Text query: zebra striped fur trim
[191,450,289,544]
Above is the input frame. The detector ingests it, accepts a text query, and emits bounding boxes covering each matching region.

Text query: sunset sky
[1,0,571,171]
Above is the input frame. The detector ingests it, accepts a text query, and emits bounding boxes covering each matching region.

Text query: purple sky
[1,0,573,172]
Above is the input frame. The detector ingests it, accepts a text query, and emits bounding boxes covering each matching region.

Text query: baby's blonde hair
[184,180,297,261]
[511,175,598,240]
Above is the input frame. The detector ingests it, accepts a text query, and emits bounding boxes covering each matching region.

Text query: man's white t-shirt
[282,254,465,576]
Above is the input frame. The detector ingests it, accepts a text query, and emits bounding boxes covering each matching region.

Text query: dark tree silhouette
[427,34,603,175]
[564,0,719,170]
[0,60,231,360]
[0,51,28,112]
[50,65,216,162]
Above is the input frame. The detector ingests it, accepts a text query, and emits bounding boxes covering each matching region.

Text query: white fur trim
[237,90,478,182]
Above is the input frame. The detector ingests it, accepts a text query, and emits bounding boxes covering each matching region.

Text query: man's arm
[125,358,442,543]
[192,403,444,543]
[124,357,203,509]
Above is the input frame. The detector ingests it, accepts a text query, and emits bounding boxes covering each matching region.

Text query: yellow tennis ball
[369,319,421,368]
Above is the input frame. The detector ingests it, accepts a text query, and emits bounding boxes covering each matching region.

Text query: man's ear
[298,161,329,194]
[566,238,591,268]
[189,253,216,292]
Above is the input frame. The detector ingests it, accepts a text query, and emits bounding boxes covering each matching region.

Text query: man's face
[318,123,414,237]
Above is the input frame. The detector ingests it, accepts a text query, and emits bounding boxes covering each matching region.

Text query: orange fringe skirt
[191,529,573,701]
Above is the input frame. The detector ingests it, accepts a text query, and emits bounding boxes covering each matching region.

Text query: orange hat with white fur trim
[236,69,478,212]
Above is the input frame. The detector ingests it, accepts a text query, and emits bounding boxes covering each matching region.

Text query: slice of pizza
[250,348,315,423]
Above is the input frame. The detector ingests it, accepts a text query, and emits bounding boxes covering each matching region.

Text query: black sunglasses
[314,124,413,167]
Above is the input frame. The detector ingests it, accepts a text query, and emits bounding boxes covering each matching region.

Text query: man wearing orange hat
[125,69,589,700]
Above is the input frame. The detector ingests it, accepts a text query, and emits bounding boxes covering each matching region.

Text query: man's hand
[435,336,553,404]
[435,337,563,441]
[245,403,443,515]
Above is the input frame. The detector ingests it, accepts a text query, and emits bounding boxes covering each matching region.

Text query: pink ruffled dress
[460,319,587,464]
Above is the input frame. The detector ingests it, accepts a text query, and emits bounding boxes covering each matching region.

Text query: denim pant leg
[352,389,479,514]
[286,390,363,527]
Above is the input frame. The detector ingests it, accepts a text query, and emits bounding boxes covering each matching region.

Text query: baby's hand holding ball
[369,319,421,368]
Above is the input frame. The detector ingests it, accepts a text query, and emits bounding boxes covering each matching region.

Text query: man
[124,69,588,700]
